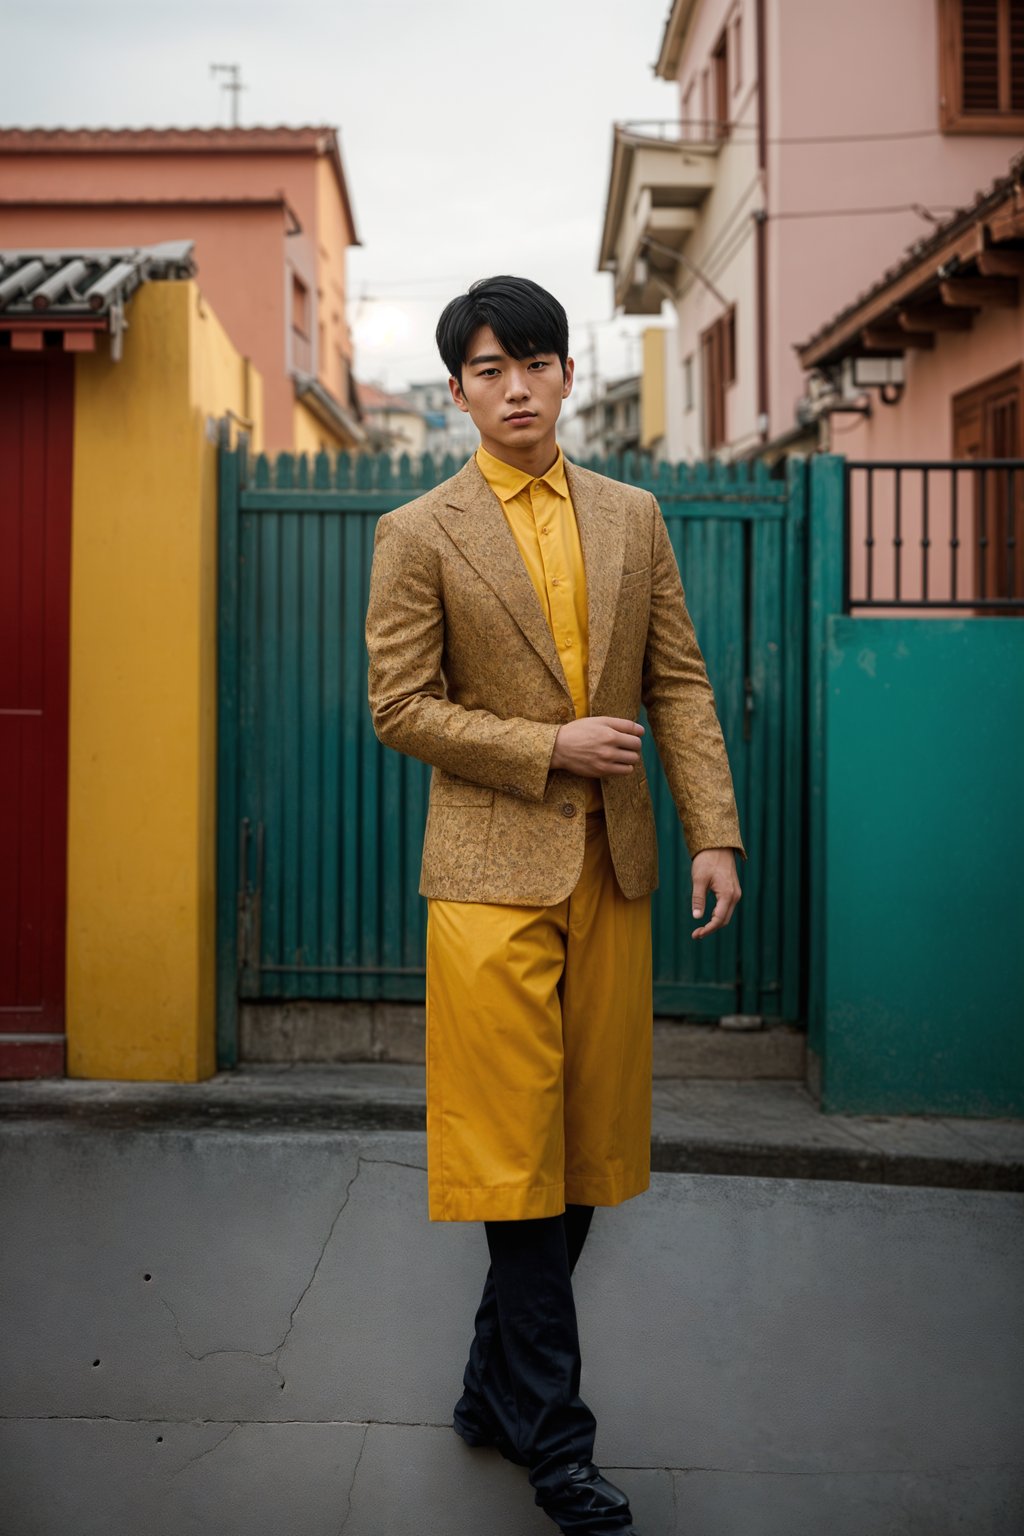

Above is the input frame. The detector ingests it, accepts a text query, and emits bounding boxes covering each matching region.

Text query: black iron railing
[843,460,1024,612]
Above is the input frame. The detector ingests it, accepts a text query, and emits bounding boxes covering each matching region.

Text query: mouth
[505,411,537,423]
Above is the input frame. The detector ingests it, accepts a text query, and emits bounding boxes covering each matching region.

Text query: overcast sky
[5,0,676,399]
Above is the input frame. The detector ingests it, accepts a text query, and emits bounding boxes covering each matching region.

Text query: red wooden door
[0,355,74,1077]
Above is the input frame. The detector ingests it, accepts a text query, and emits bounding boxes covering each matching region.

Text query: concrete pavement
[1,1109,1022,1534]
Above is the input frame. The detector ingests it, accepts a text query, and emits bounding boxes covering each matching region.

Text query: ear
[561,356,575,400]
[448,374,471,415]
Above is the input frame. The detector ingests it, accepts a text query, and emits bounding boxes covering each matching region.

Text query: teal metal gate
[216,431,807,1066]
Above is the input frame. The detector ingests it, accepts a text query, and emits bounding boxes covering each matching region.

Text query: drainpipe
[755,0,769,443]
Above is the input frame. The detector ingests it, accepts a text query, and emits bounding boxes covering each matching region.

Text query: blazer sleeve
[641,494,748,861]
[365,512,561,801]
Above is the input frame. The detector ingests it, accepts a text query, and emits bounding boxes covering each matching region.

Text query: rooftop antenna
[210,63,246,127]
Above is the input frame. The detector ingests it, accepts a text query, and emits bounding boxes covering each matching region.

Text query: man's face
[448,323,574,455]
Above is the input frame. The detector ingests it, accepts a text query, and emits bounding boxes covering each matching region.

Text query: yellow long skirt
[424,809,653,1221]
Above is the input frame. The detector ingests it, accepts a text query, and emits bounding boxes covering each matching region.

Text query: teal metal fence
[216,434,808,1066]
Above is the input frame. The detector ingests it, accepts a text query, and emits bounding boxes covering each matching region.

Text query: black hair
[435,275,569,383]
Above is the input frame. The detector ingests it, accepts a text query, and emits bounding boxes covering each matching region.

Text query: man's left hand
[690,849,742,940]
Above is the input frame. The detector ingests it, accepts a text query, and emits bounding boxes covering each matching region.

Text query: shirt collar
[475,442,569,502]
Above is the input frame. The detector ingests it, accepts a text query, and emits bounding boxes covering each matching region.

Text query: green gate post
[780,455,807,1025]
[806,454,845,1077]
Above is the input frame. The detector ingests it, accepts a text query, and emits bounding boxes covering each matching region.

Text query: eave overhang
[598,126,717,314]
[796,166,1024,373]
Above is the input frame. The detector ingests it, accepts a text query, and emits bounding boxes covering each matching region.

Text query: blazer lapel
[434,457,571,697]
[564,459,627,703]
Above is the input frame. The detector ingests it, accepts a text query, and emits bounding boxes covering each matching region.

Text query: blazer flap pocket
[431,770,495,806]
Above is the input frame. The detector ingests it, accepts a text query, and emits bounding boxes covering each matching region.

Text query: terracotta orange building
[0,126,365,451]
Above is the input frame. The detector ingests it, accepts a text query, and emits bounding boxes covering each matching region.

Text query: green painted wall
[822,616,1024,1116]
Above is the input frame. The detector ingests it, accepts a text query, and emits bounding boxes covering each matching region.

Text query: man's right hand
[550,717,645,778]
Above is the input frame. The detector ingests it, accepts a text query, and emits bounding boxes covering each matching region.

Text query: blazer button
[561,802,577,818]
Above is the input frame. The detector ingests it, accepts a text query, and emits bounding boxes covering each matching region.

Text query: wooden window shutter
[961,0,1000,111]
[941,0,1024,129]
[1012,0,1024,107]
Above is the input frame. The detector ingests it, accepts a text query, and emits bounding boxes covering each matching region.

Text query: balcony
[598,122,719,314]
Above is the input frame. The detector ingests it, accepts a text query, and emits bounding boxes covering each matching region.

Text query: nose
[505,366,532,401]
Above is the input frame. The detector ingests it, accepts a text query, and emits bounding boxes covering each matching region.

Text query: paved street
[2,1115,1022,1534]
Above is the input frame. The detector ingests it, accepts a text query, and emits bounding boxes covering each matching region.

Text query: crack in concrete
[338,1423,370,1533]
[1,1414,1018,1480]
[174,1421,240,1474]
[0,1415,451,1429]
[158,1155,425,1384]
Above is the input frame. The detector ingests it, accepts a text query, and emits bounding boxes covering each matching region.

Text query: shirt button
[561,802,577,818]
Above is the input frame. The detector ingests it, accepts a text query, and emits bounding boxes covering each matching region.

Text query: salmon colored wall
[315,155,356,409]
[665,0,1018,444]
[66,279,264,1081]
[0,140,357,451]
[768,0,1018,441]
[0,202,290,442]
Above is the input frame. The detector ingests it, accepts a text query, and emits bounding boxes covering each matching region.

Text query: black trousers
[457,1204,598,1501]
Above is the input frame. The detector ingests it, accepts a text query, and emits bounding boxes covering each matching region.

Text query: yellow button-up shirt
[476,443,602,811]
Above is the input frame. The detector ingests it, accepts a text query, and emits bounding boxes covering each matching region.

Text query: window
[684,354,694,413]
[291,273,312,372]
[953,364,1024,605]
[700,67,710,139]
[712,29,730,137]
[292,273,309,338]
[700,306,737,452]
[939,0,1024,132]
[732,11,742,94]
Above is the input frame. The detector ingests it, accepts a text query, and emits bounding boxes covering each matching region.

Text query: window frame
[938,0,1024,134]
[700,307,737,453]
[711,28,730,139]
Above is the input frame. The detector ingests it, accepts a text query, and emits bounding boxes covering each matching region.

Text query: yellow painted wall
[641,326,666,451]
[66,280,263,1081]
[292,396,350,456]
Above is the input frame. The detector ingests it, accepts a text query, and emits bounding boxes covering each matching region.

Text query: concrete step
[3,1065,1022,1192]
[240,1001,807,1080]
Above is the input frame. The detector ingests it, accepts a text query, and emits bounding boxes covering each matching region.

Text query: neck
[478,428,559,478]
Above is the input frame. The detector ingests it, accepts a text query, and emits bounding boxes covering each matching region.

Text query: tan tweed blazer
[365,453,746,905]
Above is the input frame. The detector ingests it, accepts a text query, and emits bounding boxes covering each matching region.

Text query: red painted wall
[0,355,74,1076]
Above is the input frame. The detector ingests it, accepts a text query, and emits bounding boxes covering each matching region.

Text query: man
[365,275,746,1536]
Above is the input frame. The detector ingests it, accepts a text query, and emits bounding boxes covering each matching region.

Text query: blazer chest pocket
[430,770,495,806]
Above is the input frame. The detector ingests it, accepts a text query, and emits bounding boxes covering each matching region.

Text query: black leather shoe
[536,1460,638,1534]
[451,1395,528,1466]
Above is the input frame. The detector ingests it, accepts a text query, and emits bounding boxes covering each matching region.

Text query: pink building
[0,126,365,452]
[797,156,1023,611]
[598,0,1023,461]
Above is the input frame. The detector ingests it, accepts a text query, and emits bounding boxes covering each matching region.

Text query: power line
[623,118,944,146]
[770,202,957,221]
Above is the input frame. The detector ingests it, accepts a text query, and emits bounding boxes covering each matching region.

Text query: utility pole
[210,63,245,127]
